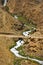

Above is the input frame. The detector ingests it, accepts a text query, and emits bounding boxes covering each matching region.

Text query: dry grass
[0,0,43,65]
[0,37,42,65]
[0,37,15,65]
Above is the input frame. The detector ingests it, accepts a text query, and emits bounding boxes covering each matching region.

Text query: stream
[10,15,43,65]
[10,39,43,65]
[3,0,7,6]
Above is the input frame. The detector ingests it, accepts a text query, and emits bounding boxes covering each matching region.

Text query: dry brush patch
[0,37,43,65]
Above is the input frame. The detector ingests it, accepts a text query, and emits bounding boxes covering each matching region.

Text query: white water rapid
[10,39,43,65]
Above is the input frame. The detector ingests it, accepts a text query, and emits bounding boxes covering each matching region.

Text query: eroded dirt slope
[7,0,43,34]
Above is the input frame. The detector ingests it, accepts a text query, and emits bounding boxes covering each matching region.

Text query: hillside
[7,0,43,34]
[0,0,43,65]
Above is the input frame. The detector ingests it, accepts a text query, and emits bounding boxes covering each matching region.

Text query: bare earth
[0,0,43,65]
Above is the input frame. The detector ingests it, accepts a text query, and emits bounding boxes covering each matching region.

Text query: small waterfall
[3,0,7,6]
